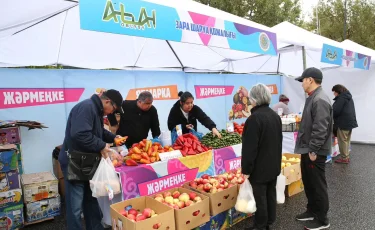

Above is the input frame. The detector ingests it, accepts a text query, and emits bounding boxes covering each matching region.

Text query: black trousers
[250,178,277,229]
[301,154,329,225]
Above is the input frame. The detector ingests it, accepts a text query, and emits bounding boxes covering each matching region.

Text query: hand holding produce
[115,136,128,146]
[212,128,222,138]
[172,133,210,156]
[201,130,242,149]
[154,191,202,209]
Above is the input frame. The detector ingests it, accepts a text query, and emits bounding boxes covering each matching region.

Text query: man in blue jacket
[59,89,125,230]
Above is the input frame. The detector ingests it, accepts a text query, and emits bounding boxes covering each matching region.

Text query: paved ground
[26,144,375,230]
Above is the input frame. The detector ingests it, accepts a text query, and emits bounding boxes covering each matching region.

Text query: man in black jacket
[59,89,125,230]
[294,68,333,230]
[241,84,282,230]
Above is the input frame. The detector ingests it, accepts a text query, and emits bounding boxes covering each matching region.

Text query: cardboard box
[152,187,210,230]
[0,189,23,210]
[0,204,24,229]
[282,154,301,185]
[110,196,175,230]
[193,210,230,230]
[25,197,60,223]
[184,183,238,216]
[286,179,304,197]
[0,170,20,192]
[21,172,59,203]
[0,127,20,145]
[0,149,18,173]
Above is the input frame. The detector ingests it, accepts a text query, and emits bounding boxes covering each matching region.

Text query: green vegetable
[201,130,242,149]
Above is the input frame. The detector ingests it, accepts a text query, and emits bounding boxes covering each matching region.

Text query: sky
[301,0,319,20]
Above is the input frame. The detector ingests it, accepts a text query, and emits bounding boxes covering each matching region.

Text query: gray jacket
[294,87,333,156]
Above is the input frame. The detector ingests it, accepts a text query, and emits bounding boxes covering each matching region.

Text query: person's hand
[114,135,127,146]
[100,144,112,159]
[186,124,194,130]
[243,175,249,180]
[212,128,222,138]
[309,152,317,161]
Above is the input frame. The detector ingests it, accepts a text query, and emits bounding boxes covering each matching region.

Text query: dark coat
[241,105,282,183]
[59,95,116,168]
[167,100,216,134]
[333,91,358,131]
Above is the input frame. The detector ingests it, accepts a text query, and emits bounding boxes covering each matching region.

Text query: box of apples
[152,187,210,230]
[185,174,239,216]
[110,196,175,230]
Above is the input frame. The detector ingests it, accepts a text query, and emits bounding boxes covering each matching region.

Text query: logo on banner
[259,32,270,51]
[224,157,241,171]
[325,49,338,61]
[0,88,85,109]
[102,0,156,30]
[137,168,198,196]
[194,85,234,99]
[126,85,178,100]
[266,84,278,95]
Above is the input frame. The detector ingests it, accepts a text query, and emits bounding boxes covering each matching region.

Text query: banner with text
[321,43,371,70]
[214,144,242,175]
[79,0,277,55]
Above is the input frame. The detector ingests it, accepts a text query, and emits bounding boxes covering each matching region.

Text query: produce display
[172,133,210,156]
[118,205,158,223]
[124,140,174,166]
[201,130,242,149]
[154,191,202,210]
[281,155,300,169]
[233,122,245,135]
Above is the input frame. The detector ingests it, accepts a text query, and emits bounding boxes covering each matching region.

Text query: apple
[203,183,212,192]
[231,177,238,184]
[164,196,174,205]
[185,200,194,207]
[202,179,209,184]
[218,177,226,184]
[195,178,203,184]
[173,199,179,204]
[173,204,180,209]
[119,210,128,217]
[236,173,241,178]
[194,197,202,203]
[197,184,204,191]
[189,192,197,200]
[177,201,185,209]
[155,197,164,203]
[163,192,172,198]
[127,214,136,221]
[136,215,146,222]
[172,191,181,199]
[228,183,235,188]
[179,193,190,202]
[237,177,245,184]
[142,208,155,218]
[209,178,217,184]
[223,182,229,188]
[128,209,138,216]
[227,174,234,181]
[155,194,163,199]
[210,187,218,194]
[201,174,210,179]
[189,181,198,189]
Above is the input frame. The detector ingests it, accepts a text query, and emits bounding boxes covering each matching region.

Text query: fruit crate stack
[21,172,61,225]
[0,127,25,230]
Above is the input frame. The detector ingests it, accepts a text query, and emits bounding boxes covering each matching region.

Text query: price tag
[159,150,183,162]
[226,122,234,133]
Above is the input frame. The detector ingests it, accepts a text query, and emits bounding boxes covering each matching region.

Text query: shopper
[107,91,161,148]
[59,89,126,230]
[294,67,332,230]
[241,84,282,230]
[167,91,222,138]
[272,94,290,115]
[332,84,358,164]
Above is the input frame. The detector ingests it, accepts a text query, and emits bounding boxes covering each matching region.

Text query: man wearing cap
[294,68,332,230]
[59,89,126,230]
[272,94,290,115]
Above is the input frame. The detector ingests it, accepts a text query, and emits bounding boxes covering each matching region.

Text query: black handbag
[67,150,101,181]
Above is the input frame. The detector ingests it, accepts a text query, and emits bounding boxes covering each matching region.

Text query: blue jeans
[62,166,104,230]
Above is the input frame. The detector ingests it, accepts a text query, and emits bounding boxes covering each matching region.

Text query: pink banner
[137,168,199,196]
[194,85,234,99]
[224,157,241,172]
[0,88,85,109]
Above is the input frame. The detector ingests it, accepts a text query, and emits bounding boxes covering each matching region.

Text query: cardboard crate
[21,172,59,203]
[152,187,210,230]
[0,204,24,229]
[0,127,20,145]
[282,154,301,185]
[0,149,18,173]
[25,197,60,223]
[110,196,175,230]
[184,183,238,216]
[0,170,20,192]
[282,153,301,163]
[0,189,23,211]
[286,179,304,197]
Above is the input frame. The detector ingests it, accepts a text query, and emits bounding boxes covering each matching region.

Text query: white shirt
[272,102,290,115]
[180,107,189,120]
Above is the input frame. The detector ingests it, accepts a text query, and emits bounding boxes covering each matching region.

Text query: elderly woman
[241,84,282,230]
[332,84,358,164]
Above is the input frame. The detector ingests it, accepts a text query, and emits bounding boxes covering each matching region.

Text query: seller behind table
[272,94,290,115]
[107,91,161,148]
[167,91,222,138]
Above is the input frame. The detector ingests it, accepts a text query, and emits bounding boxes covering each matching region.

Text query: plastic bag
[276,174,286,204]
[90,158,121,200]
[235,179,257,213]
[190,129,203,140]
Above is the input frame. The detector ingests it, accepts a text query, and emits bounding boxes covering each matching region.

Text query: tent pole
[276,53,281,74]
[166,41,184,71]
[302,46,307,70]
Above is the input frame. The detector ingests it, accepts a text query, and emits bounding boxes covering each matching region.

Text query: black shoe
[304,220,330,229]
[296,211,315,221]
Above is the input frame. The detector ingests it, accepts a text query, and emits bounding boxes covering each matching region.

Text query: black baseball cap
[295,67,323,82]
[103,89,124,114]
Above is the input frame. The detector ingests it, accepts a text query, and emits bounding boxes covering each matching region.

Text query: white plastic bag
[90,158,121,199]
[235,179,257,213]
[276,174,286,204]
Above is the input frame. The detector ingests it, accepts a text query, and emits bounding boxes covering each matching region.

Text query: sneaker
[296,211,315,221]
[335,158,349,164]
[304,220,330,229]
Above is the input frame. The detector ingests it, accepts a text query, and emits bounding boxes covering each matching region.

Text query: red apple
[194,197,202,203]
[227,174,234,181]
[189,181,198,189]
[201,174,210,179]
[185,200,194,207]
[202,179,209,184]
[195,178,203,184]
[189,192,197,200]
[172,191,181,199]
[142,208,155,218]
[218,177,226,184]
[127,214,136,221]
[163,192,172,198]
[237,177,245,184]
[231,177,238,184]
[128,209,138,216]
[119,210,128,217]
[218,184,225,189]
[177,201,185,209]
[136,215,146,222]
[203,183,212,192]
[197,184,204,191]
[223,182,229,188]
